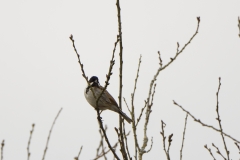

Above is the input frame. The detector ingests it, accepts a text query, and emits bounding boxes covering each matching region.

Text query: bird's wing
[98,85,119,107]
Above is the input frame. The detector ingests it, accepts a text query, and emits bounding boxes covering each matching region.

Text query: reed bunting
[84,76,132,124]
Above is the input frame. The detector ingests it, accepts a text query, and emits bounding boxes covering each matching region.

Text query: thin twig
[98,129,127,160]
[160,17,200,71]
[96,130,103,158]
[70,34,97,102]
[96,129,106,158]
[136,102,147,127]
[176,42,180,54]
[132,55,142,126]
[180,114,188,160]
[150,84,156,108]
[131,55,142,159]
[96,36,119,107]
[123,121,132,160]
[42,108,62,160]
[139,83,156,160]
[70,34,98,105]
[74,146,83,160]
[212,143,227,160]
[215,77,229,160]
[160,121,170,160]
[204,145,216,160]
[123,97,131,114]
[238,17,240,37]
[1,140,4,160]
[94,126,118,160]
[173,101,240,143]
[97,111,120,160]
[145,137,153,153]
[116,0,127,159]
[27,124,35,160]
[167,134,173,154]
[114,127,125,160]
[157,51,162,68]
[234,142,240,154]
[100,127,107,160]
[69,35,89,83]
[93,143,118,160]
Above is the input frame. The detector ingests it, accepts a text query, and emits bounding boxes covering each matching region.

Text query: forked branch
[215,77,229,160]
[70,35,120,160]
[173,101,240,143]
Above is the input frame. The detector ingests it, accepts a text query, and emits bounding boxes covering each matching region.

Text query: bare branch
[234,142,240,154]
[204,145,216,160]
[176,42,180,54]
[96,36,119,107]
[160,121,170,160]
[100,127,107,160]
[212,143,227,160]
[130,55,142,159]
[136,101,147,127]
[94,126,118,160]
[160,17,200,71]
[123,121,132,160]
[150,83,156,108]
[93,36,120,160]
[145,137,153,153]
[167,134,173,154]
[157,51,162,68]
[94,143,118,160]
[238,17,240,37]
[137,17,200,160]
[1,140,4,160]
[74,146,83,160]
[116,0,128,159]
[42,108,62,160]
[215,77,229,160]
[139,83,156,160]
[180,114,188,160]
[96,128,106,158]
[173,101,240,143]
[132,55,142,125]
[94,36,120,160]
[27,124,35,160]
[131,55,146,140]
[69,35,89,83]
[114,127,126,160]
[97,112,120,160]
[123,97,131,114]
[70,34,120,160]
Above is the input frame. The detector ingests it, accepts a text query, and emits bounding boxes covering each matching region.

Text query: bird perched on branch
[84,76,132,124]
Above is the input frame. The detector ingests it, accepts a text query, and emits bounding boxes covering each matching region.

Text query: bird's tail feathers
[119,110,132,124]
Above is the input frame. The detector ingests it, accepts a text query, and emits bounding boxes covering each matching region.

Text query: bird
[84,76,132,124]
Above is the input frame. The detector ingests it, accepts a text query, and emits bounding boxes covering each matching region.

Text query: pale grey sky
[0,0,240,160]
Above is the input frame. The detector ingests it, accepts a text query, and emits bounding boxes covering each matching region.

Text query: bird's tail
[118,110,132,124]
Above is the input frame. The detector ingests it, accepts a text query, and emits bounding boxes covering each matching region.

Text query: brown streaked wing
[99,85,119,107]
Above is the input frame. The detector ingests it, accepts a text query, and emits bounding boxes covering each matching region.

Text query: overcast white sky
[0,0,240,160]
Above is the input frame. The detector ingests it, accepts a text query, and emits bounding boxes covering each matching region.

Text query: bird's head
[89,76,99,87]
